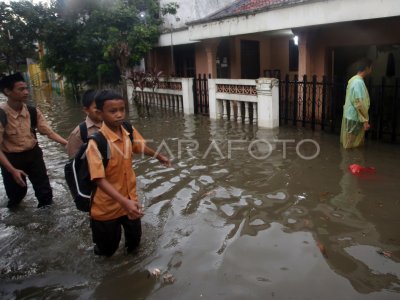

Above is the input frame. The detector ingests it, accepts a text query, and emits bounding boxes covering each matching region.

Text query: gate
[193,73,211,115]
[279,75,400,144]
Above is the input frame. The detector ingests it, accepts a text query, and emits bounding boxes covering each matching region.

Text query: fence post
[284,74,289,124]
[256,78,280,128]
[311,75,317,130]
[181,78,195,114]
[208,79,218,119]
[127,82,134,101]
[199,74,205,114]
[321,76,327,130]
[193,75,198,114]
[302,75,307,127]
[293,74,298,126]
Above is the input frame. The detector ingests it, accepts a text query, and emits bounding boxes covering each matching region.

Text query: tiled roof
[188,0,315,25]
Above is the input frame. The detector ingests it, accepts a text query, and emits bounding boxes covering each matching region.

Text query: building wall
[148,47,172,75]
[270,37,291,77]
[230,38,241,78]
[260,38,271,76]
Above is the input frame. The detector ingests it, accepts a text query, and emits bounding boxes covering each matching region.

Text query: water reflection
[0,92,399,299]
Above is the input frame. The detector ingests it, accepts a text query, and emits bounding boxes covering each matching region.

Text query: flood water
[0,90,399,299]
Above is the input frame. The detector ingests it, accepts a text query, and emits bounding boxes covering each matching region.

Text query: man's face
[5,81,29,102]
[100,99,125,128]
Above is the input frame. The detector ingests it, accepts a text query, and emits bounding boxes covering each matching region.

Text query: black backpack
[0,105,37,136]
[64,121,134,212]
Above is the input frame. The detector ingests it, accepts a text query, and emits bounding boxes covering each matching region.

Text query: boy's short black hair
[95,90,123,111]
[82,89,98,108]
[0,73,25,94]
[356,58,373,72]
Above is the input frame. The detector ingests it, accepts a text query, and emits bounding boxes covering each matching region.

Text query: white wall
[160,0,234,29]
[188,0,400,40]
[159,0,400,47]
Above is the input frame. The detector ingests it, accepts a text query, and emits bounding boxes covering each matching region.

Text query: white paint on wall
[158,0,400,46]
[188,0,400,40]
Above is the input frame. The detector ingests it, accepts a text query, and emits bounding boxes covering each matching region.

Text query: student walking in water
[66,89,102,158]
[86,90,170,256]
[0,73,67,208]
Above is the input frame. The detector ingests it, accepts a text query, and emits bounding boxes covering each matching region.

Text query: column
[237,101,242,122]
[204,40,219,78]
[223,100,228,119]
[297,32,312,78]
[253,103,257,123]
[230,101,235,120]
[256,78,280,128]
[182,78,195,114]
[208,79,218,119]
[244,102,250,124]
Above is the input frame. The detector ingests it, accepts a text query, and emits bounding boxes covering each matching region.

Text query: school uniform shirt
[66,116,102,159]
[0,102,55,153]
[86,123,146,221]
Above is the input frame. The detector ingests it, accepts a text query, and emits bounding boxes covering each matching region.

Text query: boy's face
[100,99,126,128]
[5,81,29,102]
[83,101,102,123]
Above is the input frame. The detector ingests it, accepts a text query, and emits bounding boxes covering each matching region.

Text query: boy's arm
[132,129,171,166]
[47,131,68,145]
[142,145,171,167]
[95,178,144,219]
[36,109,67,145]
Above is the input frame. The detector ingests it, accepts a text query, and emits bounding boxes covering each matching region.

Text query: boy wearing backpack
[66,89,102,158]
[86,90,170,257]
[0,73,68,208]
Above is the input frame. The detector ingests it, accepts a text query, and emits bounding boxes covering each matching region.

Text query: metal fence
[193,74,211,115]
[279,75,400,144]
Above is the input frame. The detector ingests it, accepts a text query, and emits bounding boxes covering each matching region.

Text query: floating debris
[377,250,392,258]
[349,164,376,175]
[316,241,328,258]
[148,268,161,278]
[163,273,175,284]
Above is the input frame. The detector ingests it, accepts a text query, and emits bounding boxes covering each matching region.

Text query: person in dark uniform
[0,73,67,208]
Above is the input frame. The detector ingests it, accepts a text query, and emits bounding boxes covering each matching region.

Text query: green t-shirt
[343,75,370,122]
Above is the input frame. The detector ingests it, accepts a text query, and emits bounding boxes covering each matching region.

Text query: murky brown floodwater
[0,89,399,300]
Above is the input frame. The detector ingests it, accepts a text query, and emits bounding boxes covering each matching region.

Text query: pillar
[297,32,312,78]
[204,40,219,78]
[182,78,195,114]
[256,78,279,128]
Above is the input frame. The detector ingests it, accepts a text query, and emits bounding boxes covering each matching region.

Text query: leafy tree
[0,1,43,73]
[39,0,178,97]
[0,0,178,98]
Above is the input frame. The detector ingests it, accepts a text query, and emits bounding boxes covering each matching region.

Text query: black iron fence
[279,74,400,144]
[193,74,211,115]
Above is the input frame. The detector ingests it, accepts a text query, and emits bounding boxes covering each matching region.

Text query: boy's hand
[11,169,27,187]
[363,122,370,131]
[123,200,144,220]
[157,154,171,167]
